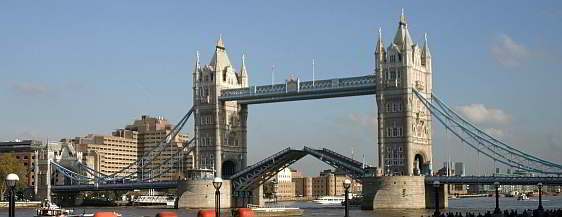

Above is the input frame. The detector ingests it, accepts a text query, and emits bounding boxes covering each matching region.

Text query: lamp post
[6,173,19,217]
[494,182,501,214]
[213,177,223,217]
[537,183,544,211]
[272,180,278,204]
[343,179,352,217]
[433,181,440,217]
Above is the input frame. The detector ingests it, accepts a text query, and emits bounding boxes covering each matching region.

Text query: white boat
[34,200,73,217]
[312,196,346,205]
[517,194,529,201]
[34,200,95,217]
[247,204,303,216]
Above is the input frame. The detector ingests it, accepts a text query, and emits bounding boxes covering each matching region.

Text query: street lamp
[213,177,223,217]
[494,181,501,214]
[537,183,544,211]
[272,180,278,204]
[6,173,19,217]
[433,181,440,217]
[343,179,352,217]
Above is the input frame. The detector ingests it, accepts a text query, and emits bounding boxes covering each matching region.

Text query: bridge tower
[375,11,433,176]
[193,36,249,178]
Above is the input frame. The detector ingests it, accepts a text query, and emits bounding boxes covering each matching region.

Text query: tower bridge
[43,12,562,210]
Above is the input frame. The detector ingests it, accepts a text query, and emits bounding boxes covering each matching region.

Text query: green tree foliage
[0,154,28,201]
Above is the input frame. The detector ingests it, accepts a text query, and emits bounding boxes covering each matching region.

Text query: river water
[2,196,561,217]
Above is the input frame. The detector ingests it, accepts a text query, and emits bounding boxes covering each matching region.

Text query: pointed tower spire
[393,9,414,47]
[196,50,200,69]
[240,53,249,87]
[240,53,247,74]
[423,33,431,57]
[377,27,384,49]
[216,33,225,49]
[376,27,385,54]
[400,8,406,27]
[375,27,386,74]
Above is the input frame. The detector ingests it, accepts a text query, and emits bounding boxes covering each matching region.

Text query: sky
[1,1,561,176]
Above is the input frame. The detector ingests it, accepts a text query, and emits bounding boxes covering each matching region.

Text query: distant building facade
[125,115,192,181]
[71,115,192,181]
[73,130,138,177]
[0,140,42,188]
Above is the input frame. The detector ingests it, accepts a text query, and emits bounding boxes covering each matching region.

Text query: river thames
[2,196,561,217]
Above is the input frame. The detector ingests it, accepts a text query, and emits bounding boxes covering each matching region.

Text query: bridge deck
[219,75,376,104]
[52,181,178,192]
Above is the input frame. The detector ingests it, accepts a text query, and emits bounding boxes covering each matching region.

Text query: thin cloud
[455,104,512,125]
[346,112,377,128]
[12,83,52,96]
[491,34,532,68]
[484,128,505,139]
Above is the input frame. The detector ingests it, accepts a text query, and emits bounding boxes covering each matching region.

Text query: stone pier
[176,179,232,209]
[176,179,265,209]
[361,176,447,210]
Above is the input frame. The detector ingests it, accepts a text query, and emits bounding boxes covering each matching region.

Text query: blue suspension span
[51,106,196,184]
[413,89,562,176]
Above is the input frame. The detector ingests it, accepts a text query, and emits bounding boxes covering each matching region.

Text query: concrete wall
[361,176,427,209]
[176,179,232,209]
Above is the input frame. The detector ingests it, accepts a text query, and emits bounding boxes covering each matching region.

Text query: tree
[0,154,28,201]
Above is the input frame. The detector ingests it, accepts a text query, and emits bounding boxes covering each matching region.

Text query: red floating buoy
[93,212,120,217]
[236,208,255,217]
[197,209,216,217]
[156,212,178,217]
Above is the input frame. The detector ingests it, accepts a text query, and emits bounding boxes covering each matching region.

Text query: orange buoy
[236,208,255,217]
[156,212,178,217]
[197,209,216,217]
[93,212,120,217]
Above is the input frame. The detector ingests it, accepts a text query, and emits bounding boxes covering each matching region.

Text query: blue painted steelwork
[426,176,562,185]
[228,146,369,192]
[413,89,562,176]
[50,161,96,183]
[303,147,366,180]
[61,107,196,184]
[229,148,307,191]
[316,147,372,170]
[219,75,375,104]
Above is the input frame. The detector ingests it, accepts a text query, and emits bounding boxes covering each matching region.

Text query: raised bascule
[43,12,562,210]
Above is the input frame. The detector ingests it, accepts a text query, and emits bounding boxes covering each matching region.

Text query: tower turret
[193,35,248,178]
[376,11,433,176]
[393,9,414,49]
[239,54,249,87]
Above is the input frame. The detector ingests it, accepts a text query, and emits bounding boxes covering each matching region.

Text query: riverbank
[0,201,41,208]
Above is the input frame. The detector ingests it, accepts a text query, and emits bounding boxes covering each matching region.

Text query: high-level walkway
[219,75,375,104]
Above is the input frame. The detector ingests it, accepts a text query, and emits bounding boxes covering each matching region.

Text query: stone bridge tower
[193,36,249,178]
[375,12,433,176]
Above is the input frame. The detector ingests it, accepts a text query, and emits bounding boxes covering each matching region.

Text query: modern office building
[125,115,192,181]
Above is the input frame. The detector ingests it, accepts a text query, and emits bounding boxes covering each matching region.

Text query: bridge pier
[361,176,447,210]
[233,185,264,208]
[425,182,448,209]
